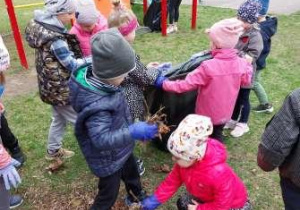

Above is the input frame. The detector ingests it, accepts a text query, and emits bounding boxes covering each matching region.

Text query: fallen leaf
[45,158,64,173]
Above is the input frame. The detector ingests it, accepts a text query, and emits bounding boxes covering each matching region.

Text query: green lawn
[1,2,300,210]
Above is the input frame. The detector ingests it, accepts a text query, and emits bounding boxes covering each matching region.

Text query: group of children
[0,0,278,209]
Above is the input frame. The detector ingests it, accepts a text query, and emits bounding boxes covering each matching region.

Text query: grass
[1,2,300,209]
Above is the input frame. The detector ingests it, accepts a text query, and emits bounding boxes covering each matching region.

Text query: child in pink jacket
[69,0,108,56]
[155,18,253,142]
[142,114,251,210]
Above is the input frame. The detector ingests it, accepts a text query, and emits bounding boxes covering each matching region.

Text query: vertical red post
[191,0,197,29]
[161,0,167,36]
[143,0,148,15]
[5,0,28,69]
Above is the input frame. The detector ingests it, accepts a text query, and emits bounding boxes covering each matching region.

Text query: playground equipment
[4,0,198,69]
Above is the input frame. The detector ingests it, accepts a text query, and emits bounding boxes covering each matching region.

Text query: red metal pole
[191,0,197,30]
[161,0,167,36]
[143,0,148,15]
[5,0,28,69]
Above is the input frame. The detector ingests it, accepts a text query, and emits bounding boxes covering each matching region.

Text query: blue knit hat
[237,0,262,24]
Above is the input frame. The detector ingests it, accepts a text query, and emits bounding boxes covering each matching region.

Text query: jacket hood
[198,138,227,167]
[25,10,67,49]
[69,66,118,113]
[260,16,278,39]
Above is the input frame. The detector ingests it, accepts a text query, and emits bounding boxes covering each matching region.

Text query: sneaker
[136,159,145,176]
[11,149,26,169]
[124,190,147,206]
[252,103,274,113]
[224,120,238,130]
[230,123,249,138]
[167,25,175,34]
[173,23,178,32]
[45,148,75,160]
[10,195,23,209]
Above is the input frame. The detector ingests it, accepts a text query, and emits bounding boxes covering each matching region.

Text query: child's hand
[0,102,5,113]
[0,159,22,190]
[147,62,160,68]
[129,122,158,140]
[245,54,253,63]
[188,200,199,210]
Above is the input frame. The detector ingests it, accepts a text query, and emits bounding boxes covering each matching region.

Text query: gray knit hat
[45,0,76,15]
[75,0,100,25]
[91,28,135,80]
[237,0,262,24]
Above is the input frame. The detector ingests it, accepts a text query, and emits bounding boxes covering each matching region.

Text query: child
[108,0,160,175]
[69,0,108,57]
[225,0,264,137]
[155,18,253,142]
[252,15,277,113]
[69,28,158,209]
[142,114,251,210]
[25,0,90,160]
[0,35,26,167]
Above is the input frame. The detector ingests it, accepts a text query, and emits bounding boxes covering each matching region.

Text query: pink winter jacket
[154,139,248,210]
[0,144,11,169]
[69,16,108,56]
[163,48,253,125]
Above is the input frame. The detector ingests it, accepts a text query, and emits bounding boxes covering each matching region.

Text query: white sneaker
[230,123,249,138]
[167,25,175,34]
[224,120,238,130]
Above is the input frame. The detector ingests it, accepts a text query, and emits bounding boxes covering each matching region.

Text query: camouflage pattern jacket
[25,19,82,106]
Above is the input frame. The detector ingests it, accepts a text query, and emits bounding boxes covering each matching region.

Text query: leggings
[168,0,182,24]
[232,89,251,123]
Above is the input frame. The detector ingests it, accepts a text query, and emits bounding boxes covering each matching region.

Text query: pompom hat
[45,0,77,15]
[237,0,262,24]
[75,0,100,25]
[167,114,213,161]
[206,18,244,49]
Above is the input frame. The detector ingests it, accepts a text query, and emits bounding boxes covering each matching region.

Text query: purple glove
[0,159,21,190]
[154,76,167,89]
[129,122,158,140]
[142,195,161,210]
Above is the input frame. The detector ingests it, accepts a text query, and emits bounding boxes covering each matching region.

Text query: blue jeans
[259,0,270,16]
[280,176,300,210]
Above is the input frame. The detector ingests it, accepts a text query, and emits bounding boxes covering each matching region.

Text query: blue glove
[156,62,172,72]
[154,76,167,89]
[129,122,158,140]
[0,159,21,190]
[0,84,5,98]
[142,195,161,210]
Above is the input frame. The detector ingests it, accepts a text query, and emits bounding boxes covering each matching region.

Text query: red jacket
[154,139,248,210]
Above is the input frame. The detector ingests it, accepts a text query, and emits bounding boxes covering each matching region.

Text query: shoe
[167,25,175,34]
[10,195,23,209]
[224,120,238,130]
[173,22,178,32]
[124,190,147,206]
[252,103,274,113]
[45,148,75,160]
[11,149,26,169]
[136,159,145,176]
[230,123,249,138]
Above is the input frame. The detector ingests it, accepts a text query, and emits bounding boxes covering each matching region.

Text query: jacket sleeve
[84,110,133,151]
[240,61,253,87]
[162,64,208,93]
[50,39,87,72]
[0,144,12,169]
[154,164,183,203]
[245,31,263,62]
[127,56,159,87]
[257,90,300,171]
[197,172,236,210]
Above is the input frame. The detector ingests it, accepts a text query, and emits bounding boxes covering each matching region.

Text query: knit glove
[129,122,158,141]
[154,76,167,89]
[142,195,161,210]
[0,158,21,190]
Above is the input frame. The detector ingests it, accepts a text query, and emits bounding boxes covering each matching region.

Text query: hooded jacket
[69,66,134,177]
[256,16,278,70]
[154,139,248,210]
[25,10,82,106]
[69,16,108,57]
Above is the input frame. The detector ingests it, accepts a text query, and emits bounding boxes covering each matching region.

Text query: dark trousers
[210,124,225,143]
[280,176,300,210]
[90,154,143,210]
[232,89,251,123]
[168,0,182,24]
[0,114,20,154]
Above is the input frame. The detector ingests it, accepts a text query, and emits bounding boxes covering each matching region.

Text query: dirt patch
[5,68,38,98]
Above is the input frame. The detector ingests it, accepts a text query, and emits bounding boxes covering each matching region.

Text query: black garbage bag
[144,51,212,151]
